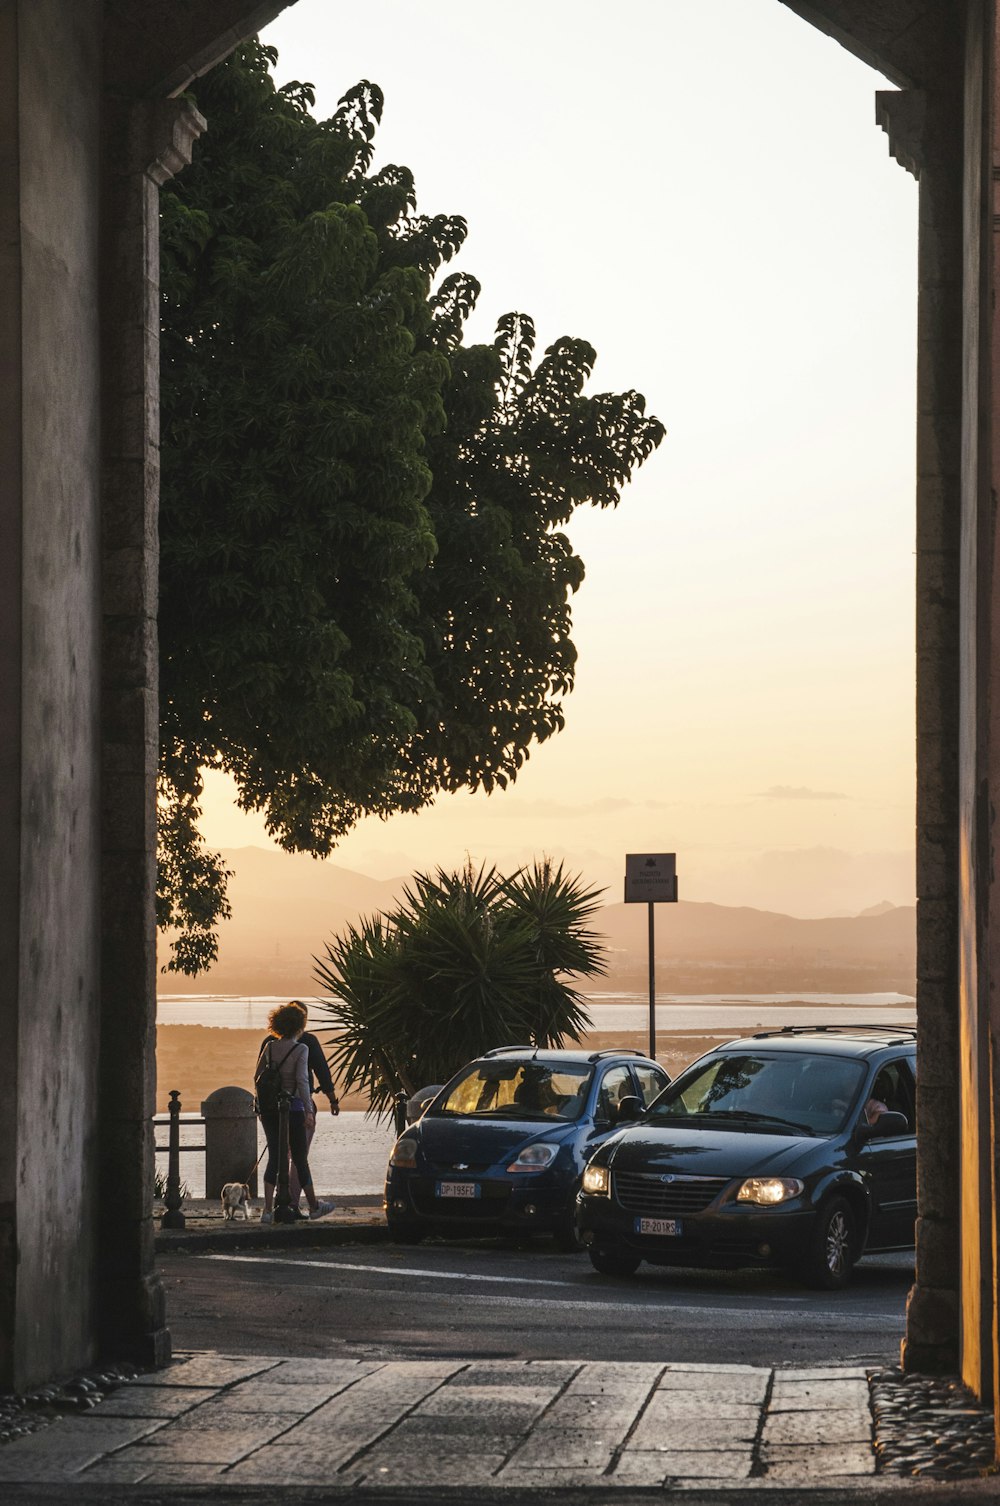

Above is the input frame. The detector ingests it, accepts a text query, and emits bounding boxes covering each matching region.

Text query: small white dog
[221,1182,254,1221]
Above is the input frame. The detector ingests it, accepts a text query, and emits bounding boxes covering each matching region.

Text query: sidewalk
[0,1350,995,1501]
[154,1197,388,1253]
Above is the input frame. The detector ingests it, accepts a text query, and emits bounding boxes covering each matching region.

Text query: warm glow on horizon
[196,0,917,921]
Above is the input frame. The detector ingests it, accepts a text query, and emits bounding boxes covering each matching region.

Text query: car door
[631,1062,669,1108]
[583,1065,636,1161]
[857,1056,917,1249]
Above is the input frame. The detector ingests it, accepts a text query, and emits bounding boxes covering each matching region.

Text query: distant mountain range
[157,846,915,996]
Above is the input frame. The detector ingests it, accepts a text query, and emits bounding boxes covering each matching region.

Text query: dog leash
[243,1141,267,1184]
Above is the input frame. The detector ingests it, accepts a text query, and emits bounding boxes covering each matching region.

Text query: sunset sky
[198,0,918,919]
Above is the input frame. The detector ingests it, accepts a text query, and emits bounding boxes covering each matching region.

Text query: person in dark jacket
[256,1001,334,1224]
[288,1009,339,1212]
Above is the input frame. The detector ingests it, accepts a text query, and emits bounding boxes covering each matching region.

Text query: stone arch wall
[1,1,997,1458]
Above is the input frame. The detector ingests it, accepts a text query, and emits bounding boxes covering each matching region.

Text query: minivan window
[647,1052,867,1136]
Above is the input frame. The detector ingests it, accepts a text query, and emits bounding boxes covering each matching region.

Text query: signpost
[624,854,679,1059]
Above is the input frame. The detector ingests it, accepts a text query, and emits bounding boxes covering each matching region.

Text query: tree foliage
[311,860,606,1117]
[157,41,664,972]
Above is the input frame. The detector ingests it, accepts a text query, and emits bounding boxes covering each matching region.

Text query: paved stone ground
[0,1352,884,1490]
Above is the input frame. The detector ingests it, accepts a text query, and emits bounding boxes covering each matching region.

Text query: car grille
[613,1171,730,1216]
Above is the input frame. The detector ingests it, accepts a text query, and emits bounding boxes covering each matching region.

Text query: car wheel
[553,1209,584,1254]
[387,1220,426,1245]
[802,1196,856,1290]
[588,1241,641,1277]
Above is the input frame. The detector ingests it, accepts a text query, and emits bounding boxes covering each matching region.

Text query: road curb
[155,1221,391,1255]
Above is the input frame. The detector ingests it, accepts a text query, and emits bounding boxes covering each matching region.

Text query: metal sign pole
[624,854,677,1063]
[648,901,656,1060]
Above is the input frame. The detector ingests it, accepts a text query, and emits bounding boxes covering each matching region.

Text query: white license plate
[635,1217,681,1237]
[436,1181,480,1199]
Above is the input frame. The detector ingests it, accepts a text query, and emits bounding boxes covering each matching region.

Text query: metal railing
[153,1089,205,1230]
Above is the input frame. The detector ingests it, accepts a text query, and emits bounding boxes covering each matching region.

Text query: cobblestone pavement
[871,1368,996,1479]
[0,1352,889,1490]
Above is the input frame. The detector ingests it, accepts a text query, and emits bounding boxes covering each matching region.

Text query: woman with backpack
[254,1001,335,1224]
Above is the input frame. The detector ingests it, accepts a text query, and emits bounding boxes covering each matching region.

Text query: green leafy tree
[157,42,664,972]
[311,860,606,1116]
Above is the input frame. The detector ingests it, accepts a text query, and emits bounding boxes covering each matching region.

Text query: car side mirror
[614,1095,644,1124]
[861,1110,909,1139]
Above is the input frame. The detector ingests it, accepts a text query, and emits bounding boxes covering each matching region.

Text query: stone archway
[2,0,998,1460]
[782,0,1000,1428]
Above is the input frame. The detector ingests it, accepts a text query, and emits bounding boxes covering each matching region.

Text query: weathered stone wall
[0,0,103,1390]
[0,0,294,1393]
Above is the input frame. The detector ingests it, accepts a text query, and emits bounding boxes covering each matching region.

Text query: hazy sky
[198,0,918,918]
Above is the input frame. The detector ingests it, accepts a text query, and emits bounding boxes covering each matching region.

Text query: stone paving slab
[392,1413,530,1439]
[115,1431,267,1466]
[359,1453,514,1484]
[559,1361,662,1393]
[655,1373,770,1402]
[77,1385,215,1418]
[76,1458,162,1483]
[763,1408,871,1444]
[632,1392,762,1422]
[0,1349,904,1491]
[260,1357,383,1384]
[760,1443,876,1479]
[662,1367,765,1379]
[0,1417,166,1479]
[455,1361,581,1388]
[769,1377,870,1410]
[533,1396,643,1431]
[780,1367,870,1381]
[130,1353,277,1388]
[629,1415,759,1452]
[375,1422,525,1452]
[127,1462,232,1483]
[616,1449,754,1483]
[500,1428,618,1471]
[187,1379,349,1414]
[414,1383,554,1419]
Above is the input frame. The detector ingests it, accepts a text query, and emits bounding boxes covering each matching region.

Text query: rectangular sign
[624,853,678,904]
[436,1182,480,1199]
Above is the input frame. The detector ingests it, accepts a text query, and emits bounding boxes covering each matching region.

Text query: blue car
[384,1046,670,1249]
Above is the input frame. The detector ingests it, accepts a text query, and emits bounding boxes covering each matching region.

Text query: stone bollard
[201,1086,259,1198]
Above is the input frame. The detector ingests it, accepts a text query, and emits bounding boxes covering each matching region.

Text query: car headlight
[582,1163,610,1196]
[389,1137,418,1168]
[736,1177,804,1205]
[507,1143,558,1173]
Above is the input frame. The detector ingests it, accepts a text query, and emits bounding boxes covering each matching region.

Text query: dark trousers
[261,1108,313,1193]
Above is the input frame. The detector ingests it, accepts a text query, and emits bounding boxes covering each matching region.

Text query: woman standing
[256,1001,334,1224]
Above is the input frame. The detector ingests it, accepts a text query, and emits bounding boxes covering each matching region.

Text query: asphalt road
[159,1238,912,1369]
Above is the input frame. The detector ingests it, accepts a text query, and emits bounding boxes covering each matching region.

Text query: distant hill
[157,846,915,996]
[595,897,914,993]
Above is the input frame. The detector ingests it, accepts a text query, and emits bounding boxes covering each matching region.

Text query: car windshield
[646,1052,867,1136]
[431,1061,594,1121]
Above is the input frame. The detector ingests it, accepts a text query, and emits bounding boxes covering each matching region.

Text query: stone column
[981,0,1000,1438]
[97,95,203,1364]
[956,0,997,1408]
[877,71,966,1374]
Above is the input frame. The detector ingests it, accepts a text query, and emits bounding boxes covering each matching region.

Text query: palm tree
[311,860,606,1117]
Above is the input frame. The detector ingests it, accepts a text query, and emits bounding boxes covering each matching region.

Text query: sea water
[158,992,916,1034]
[157,990,916,1198]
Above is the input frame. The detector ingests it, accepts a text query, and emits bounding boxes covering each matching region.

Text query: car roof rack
[481,1045,536,1057]
[586,1048,646,1062]
[748,1023,917,1044]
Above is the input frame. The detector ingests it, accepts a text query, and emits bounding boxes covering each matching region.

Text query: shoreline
[155,1024,735,1115]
